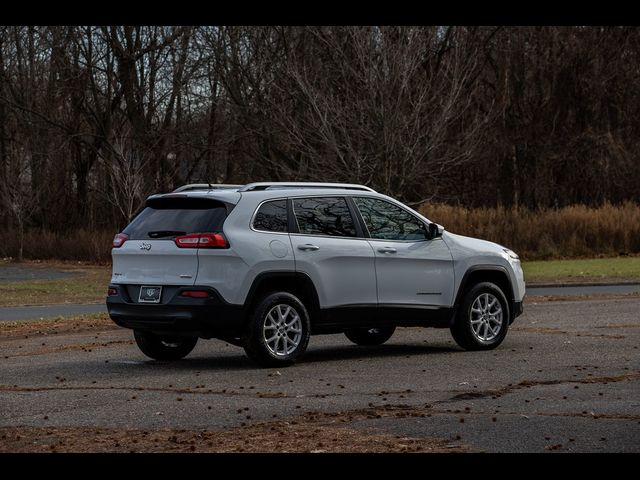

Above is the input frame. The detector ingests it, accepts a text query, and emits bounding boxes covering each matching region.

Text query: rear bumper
[106,285,245,337]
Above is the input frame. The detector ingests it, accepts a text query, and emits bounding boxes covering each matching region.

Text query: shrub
[0,228,113,264]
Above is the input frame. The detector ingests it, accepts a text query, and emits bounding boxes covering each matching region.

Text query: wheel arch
[244,271,321,323]
[454,265,516,322]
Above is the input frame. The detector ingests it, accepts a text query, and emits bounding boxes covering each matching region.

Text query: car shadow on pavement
[128,355,258,371]
[300,343,459,364]
[110,342,460,372]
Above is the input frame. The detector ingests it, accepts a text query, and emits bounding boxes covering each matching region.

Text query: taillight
[180,290,210,298]
[174,233,228,249]
[174,234,200,248]
[107,287,118,296]
[113,233,128,248]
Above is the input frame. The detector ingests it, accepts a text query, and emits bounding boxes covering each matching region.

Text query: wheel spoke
[285,315,300,327]
[468,292,505,342]
[263,304,304,356]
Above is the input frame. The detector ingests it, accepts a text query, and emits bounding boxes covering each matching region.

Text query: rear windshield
[123,197,228,240]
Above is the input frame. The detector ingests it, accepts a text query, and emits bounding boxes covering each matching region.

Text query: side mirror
[428,223,439,239]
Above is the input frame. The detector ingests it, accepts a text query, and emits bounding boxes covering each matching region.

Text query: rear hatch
[111,196,229,293]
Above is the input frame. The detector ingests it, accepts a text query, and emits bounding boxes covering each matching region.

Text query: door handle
[298,244,320,251]
[377,247,397,254]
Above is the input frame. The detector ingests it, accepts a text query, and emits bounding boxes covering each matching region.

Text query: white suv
[107,182,525,366]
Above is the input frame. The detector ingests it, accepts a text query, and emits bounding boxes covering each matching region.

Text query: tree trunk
[17,218,24,262]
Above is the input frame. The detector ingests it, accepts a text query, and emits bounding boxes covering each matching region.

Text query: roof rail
[238,182,376,193]
[173,183,243,193]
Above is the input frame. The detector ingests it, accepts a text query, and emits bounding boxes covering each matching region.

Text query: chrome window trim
[351,195,432,243]
[289,232,373,242]
[291,195,359,239]
[249,193,437,244]
[249,197,290,236]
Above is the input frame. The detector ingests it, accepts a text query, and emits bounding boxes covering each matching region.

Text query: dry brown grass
[419,202,640,260]
[0,228,114,263]
[1,203,639,262]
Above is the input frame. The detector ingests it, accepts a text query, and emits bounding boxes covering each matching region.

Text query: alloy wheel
[262,304,303,356]
[470,293,503,342]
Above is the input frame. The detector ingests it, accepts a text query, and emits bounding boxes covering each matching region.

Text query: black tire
[450,282,510,351]
[345,326,396,346]
[243,292,311,367]
[133,330,198,361]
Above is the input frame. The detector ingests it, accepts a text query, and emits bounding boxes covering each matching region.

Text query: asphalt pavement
[1,297,638,452]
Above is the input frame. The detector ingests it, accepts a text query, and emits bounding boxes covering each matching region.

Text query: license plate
[139,286,162,303]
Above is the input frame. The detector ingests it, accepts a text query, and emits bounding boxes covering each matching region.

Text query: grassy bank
[522,257,640,284]
[0,261,111,307]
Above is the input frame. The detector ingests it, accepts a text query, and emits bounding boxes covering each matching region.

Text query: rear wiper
[147,230,186,238]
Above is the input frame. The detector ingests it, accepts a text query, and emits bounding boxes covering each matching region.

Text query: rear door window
[292,197,357,237]
[253,199,288,232]
[123,197,228,240]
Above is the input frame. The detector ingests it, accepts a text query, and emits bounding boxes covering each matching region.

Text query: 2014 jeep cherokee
[106,182,525,366]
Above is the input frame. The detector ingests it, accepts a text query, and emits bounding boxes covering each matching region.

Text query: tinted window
[293,197,357,237]
[354,197,427,241]
[123,198,227,240]
[253,200,288,232]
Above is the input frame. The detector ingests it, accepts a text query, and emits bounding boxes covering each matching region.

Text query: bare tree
[0,152,39,261]
[100,126,149,224]
[237,27,493,203]
[1,25,640,260]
